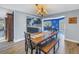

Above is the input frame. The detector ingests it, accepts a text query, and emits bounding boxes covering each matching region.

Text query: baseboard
[14,38,24,42]
[65,39,79,44]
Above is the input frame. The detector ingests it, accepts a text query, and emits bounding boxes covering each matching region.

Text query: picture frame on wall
[69,17,77,24]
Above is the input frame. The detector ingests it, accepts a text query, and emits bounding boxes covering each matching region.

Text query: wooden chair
[24,32,36,54]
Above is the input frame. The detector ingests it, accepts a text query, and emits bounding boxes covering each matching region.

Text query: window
[0,19,4,38]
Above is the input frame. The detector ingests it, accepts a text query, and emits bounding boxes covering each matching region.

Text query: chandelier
[35,4,48,16]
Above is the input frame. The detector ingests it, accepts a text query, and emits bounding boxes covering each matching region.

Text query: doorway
[0,13,14,42]
[5,13,14,42]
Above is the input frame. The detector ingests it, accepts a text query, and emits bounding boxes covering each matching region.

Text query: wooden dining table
[31,32,57,44]
[30,31,58,54]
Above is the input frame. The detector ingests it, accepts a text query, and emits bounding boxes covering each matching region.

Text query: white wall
[0,7,12,18]
[14,11,27,42]
[46,9,79,42]
[0,7,39,42]
[14,11,39,42]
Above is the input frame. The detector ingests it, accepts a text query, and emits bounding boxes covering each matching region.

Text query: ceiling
[0,4,79,15]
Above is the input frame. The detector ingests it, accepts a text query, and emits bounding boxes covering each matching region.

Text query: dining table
[30,31,58,54]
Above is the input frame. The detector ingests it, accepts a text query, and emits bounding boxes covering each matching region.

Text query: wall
[0,7,40,42]
[14,11,39,42]
[0,7,12,18]
[46,9,79,42]
[14,11,27,42]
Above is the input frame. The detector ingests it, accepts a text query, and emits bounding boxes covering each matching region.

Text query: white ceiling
[0,4,79,15]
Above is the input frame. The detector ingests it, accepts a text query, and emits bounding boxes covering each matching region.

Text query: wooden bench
[39,40,59,54]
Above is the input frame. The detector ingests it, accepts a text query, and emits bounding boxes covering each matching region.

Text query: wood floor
[0,39,79,54]
[0,41,25,54]
[65,40,79,54]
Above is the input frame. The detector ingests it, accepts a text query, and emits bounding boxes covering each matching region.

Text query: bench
[39,39,59,54]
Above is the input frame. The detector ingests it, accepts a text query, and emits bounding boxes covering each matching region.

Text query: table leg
[53,45,55,54]
[38,48,41,54]
[36,46,39,54]
[31,49,33,54]
[25,44,28,54]
[53,40,59,54]
[58,40,59,49]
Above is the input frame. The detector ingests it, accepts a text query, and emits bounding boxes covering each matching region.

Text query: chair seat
[40,40,57,54]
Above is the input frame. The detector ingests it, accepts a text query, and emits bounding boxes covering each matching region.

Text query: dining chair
[24,32,36,54]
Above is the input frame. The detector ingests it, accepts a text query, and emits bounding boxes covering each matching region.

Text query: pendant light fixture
[35,4,48,17]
